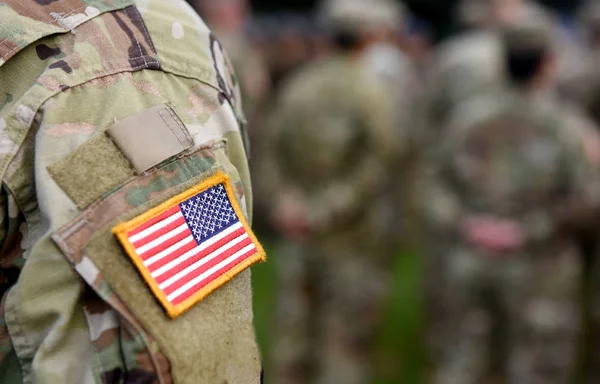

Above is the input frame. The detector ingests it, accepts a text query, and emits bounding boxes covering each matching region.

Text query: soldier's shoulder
[0,0,129,65]
[433,31,501,73]
[276,57,341,102]
[0,0,232,94]
[0,0,244,185]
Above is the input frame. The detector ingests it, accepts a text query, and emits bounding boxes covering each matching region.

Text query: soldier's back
[270,55,391,190]
[426,89,593,384]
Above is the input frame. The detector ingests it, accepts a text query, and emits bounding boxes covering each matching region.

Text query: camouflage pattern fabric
[416,30,504,150]
[421,89,599,384]
[0,0,260,383]
[557,58,600,383]
[261,54,396,384]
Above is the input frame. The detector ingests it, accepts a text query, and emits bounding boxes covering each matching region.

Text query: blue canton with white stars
[179,183,239,244]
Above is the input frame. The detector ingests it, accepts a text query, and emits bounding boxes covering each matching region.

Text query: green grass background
[251,242,424,384]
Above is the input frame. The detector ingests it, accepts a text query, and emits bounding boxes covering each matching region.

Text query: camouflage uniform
[423,85,598,384]
[417,1,558,364]
[263,50,396,383]
[422,73,599,384]
[0,1,263,383]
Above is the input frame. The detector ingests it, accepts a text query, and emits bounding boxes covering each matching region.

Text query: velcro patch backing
[48,104,194,209]
[112,171,265,319]
[48,134,135,209]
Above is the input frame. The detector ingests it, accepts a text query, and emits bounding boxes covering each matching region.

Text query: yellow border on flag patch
[112,171,266,319]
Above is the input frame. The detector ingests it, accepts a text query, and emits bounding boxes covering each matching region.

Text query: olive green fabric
[48,134,135,209]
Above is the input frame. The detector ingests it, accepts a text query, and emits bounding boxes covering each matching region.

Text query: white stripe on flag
[144,235,195,267]
[129,211,184,244]
[167,243,257,302]
[135,223,189,256]
[151,222,244,279]
[157,232,249,289]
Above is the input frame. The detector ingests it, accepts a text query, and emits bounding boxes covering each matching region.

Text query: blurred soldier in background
[422,16,599,384]
[261,0,397,382]
[193,0,271,125]
[417,0,551,365]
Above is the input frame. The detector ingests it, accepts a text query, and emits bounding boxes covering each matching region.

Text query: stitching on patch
[123,7,147,68]
[61,217,89,241]
[157,109,188,146]
[165,105,193,144]
[126,5,158,56]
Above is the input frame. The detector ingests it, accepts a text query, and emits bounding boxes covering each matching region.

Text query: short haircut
[505,46,547,85]
[332,29,361,51]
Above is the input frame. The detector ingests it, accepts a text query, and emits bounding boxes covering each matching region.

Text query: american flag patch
[113,171,265,319]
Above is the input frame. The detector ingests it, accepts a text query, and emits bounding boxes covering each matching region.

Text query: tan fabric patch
[107,104,193,173]
[48,134,135,209]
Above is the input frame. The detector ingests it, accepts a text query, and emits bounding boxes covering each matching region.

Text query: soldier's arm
[523,125,600,242]
[418,160,465,233]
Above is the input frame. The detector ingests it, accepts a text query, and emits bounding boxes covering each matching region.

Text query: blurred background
[187,0,600,383]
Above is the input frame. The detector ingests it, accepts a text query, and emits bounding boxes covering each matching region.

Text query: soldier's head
[456,0,534,30]
[501,15,556,90]
[319,0,404,53]
[195,0,249,33]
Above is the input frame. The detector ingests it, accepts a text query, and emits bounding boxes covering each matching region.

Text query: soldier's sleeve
[556,125,600,229]
[523,119,600,242]
[306,84,398,230]
[417,144,465,232]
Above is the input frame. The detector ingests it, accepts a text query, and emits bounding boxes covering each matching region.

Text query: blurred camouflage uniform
[0,0,263,383]
[557,3,600,382]
[423,20,598,384]
[557,1,600,119]
[264,2,397,382]
[359,1,420,127]
[358,1,421,246]
[417,0,555,364]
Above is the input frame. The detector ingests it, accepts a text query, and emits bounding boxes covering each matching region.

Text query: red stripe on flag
[154,228,248,285]
[170,246,257,305]
[162,236,253,296]
[137,228,193,260]
[130,216,187,248]
[127,206,181,237]
[145,239,198,271]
